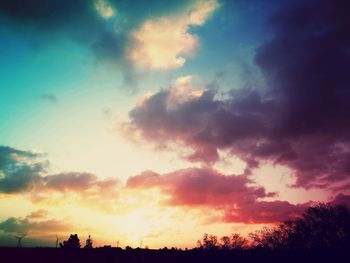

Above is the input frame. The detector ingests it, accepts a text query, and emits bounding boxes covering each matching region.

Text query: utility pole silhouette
[14,234,26,248]
[55,235,61,248]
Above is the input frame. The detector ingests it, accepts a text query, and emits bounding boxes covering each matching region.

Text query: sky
[0,0,350,248]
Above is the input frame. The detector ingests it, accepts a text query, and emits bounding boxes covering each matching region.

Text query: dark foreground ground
[0,247,348,263]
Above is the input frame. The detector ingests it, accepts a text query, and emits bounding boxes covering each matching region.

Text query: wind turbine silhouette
[14,234,27,248]
[55,235,61,248]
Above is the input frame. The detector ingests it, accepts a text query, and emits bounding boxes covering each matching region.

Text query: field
[0,247,346,263]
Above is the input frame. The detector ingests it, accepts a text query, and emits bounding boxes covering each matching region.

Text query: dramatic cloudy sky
[1,0,350,248]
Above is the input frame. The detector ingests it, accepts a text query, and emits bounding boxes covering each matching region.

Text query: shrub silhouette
[60,234,81,249]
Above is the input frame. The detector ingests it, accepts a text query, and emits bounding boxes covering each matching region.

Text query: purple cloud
[124,0,350,189]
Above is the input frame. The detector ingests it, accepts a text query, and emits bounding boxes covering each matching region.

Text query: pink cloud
[127,167,307,224]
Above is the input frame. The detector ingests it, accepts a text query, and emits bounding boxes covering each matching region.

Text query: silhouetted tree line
[56,203,350,252]
[2,203,350,263]
[197,233,248,250]
[197,203,350,251]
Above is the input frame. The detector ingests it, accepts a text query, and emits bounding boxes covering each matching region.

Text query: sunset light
[1,1,350,259]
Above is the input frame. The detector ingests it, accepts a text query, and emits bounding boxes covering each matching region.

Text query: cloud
[0,0,125,70]
[39,172,120,200]
[332,194,350,209]
[0,146,46,194]
[124,0,350,189]
[123,83,274,164]
[0,211,75,247]
[0,214,70,236]
[95,0,114,18]
[33,172,120,208]
[253,0,350,187]
[127,168,273,206]
[127,167,308,224]
[26,210,49,219]
[223,200,306,224]
[0,146,119,205]
[39,93,58,104]
[0,0,194,87]
[0,145,125,215]
[129,0,218,70]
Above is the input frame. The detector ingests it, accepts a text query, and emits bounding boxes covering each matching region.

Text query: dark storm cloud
[255,0,350,137]
[124,0,350,188]
[253,0,350,187]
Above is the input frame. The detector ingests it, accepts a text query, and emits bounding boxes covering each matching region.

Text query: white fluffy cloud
[129,0,218,70]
